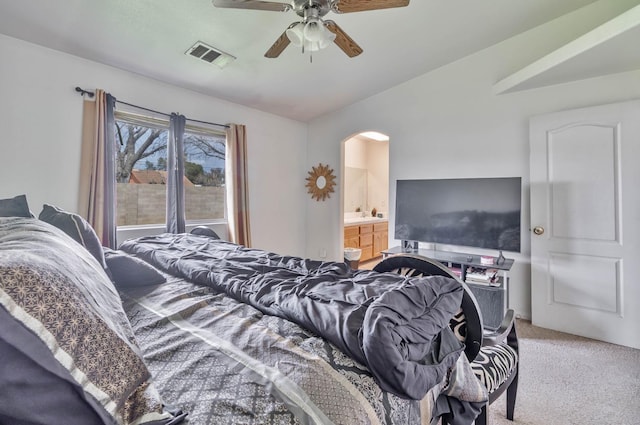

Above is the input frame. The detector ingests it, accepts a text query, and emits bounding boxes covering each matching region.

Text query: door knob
[533,226,545,235]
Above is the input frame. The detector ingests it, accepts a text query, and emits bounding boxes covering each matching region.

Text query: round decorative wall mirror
[305,163,336,201]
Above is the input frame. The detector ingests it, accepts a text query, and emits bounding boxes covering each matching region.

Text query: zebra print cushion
[449,309,467,342]
[470,343,518,394]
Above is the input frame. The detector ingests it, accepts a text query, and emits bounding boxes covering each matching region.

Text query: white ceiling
[493,3,640,94]
[0,0,637,122]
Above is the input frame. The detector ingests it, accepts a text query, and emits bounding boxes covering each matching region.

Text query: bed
[0,212,487,425]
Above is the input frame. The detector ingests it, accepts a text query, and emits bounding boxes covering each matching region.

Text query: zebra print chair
[373,254,519,425]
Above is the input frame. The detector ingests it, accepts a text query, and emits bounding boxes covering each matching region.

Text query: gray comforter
[120,234,465,400]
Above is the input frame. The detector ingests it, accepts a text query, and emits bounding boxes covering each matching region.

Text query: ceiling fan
[212,0,410,58]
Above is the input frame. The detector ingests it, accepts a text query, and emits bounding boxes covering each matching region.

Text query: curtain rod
[75,86,229,129]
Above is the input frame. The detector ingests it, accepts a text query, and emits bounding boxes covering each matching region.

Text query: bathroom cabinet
[344,226,360,250]
[372,222,388,258]
[344,220,388,262]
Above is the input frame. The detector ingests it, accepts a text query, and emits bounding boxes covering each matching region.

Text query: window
[182,128,226,223]
[114,111,226,227]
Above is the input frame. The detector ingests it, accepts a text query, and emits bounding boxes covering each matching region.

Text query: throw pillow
[190,226,220,239]
[104,248,166,288]
[0,194,31,218]
[38,204,107,269]
[0,217,180,425]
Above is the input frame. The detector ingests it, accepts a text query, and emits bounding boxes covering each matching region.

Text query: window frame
[113,110,228,232]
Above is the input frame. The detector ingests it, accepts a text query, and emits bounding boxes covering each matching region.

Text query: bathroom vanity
[344,218,388,262]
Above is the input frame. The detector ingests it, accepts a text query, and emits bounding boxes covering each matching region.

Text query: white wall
[344,137,368,169]
[344,137,368,214]
[306,0,640,319]
[366,141,389,217]
[0,34,308,256]
[344,137,389,216]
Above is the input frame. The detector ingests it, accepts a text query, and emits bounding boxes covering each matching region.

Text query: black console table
[381,246,514,330]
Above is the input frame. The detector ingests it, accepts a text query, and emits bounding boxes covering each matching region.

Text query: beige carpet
[487,320,640,425]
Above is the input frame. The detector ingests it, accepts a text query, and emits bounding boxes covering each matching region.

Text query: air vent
[186,41,236,69]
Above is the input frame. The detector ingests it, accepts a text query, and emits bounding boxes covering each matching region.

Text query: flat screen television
[394,177,522,252]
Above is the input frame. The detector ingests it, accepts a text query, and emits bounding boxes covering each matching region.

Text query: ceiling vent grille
[186,41,236,69]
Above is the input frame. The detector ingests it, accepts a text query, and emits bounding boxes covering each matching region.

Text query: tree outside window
[114,114,226,226]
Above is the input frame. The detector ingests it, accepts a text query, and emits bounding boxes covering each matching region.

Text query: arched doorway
[342,131,389,269]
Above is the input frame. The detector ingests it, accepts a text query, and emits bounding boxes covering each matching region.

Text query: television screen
[394,177,522,252]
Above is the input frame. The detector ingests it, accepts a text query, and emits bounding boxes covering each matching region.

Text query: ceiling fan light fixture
[308,33,335,51]
[304,40,322,52]
[286,22,305,47]
[303,17,325,42]
[321,29,336,47]
[286,17,334,54]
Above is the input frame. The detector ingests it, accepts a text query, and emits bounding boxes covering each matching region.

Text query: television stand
[381,246,514,330]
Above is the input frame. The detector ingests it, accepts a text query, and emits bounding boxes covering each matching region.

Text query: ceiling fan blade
[212,0,291,12]
[325,21,363,58]
[264,29,291,58]
[334,0,409,13]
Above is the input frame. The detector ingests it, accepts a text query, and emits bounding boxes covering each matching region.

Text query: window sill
[116,220,229,245]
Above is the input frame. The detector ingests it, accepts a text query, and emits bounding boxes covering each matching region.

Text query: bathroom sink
[344,216,386,225]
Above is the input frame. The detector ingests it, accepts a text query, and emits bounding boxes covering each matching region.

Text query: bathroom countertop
[344,217,388,226]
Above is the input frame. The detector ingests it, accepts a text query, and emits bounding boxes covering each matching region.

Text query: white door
[529,100,640,350]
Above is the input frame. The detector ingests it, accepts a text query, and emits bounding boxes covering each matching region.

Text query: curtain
[225,124,251,246]
[78,89,117,248]
[166,113,186,233]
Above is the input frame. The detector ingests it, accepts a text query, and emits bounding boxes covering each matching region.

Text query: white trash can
[344,247,362,269]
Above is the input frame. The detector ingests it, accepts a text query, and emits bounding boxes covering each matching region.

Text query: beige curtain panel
[78,89,116,247]
[225,124,251,247]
